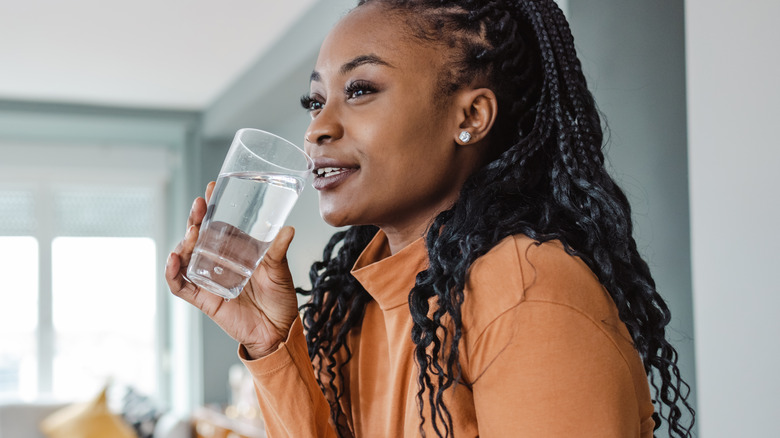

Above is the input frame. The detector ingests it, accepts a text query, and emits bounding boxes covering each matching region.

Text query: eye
[345,80,378,100]
[300,94,324,113]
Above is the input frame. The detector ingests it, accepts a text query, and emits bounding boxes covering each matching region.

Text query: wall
[568,1,696,435]
[686,0,780,436]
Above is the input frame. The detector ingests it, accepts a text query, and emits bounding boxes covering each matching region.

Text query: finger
[191,197,207,226]
[178,224,199,268]
[165,251,191,296]
[186,197,207,230]
[205,181,216,203]
[165,252,179,283]
[165,252,223,317]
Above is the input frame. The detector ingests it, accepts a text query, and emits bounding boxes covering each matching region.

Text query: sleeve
[468,301,645,438]
[239,317,338,438]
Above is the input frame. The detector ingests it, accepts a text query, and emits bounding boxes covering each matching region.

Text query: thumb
[262,226,295,278]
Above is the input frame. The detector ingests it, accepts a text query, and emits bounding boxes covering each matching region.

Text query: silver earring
[458,131,472,143]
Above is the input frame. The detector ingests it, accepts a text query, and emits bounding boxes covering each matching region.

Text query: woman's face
[304,3,484,239]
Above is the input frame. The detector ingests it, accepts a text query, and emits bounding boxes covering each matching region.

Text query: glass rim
[234,128,313,174]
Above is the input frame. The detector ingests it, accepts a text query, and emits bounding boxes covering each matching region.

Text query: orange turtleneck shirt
[240,231,656,437]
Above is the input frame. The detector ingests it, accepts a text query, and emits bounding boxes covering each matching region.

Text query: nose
[304,104,344,147]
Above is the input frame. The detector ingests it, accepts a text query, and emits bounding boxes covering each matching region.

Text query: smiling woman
[300,18,492,250]
[166,0,695,437]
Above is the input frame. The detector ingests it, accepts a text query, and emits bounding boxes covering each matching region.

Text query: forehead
[313,3,443,79]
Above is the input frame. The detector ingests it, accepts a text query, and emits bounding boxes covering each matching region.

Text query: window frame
[0,142,172,403]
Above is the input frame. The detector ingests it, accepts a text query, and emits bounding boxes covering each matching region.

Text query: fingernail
[191,199,198,211]
[186,225,195,239]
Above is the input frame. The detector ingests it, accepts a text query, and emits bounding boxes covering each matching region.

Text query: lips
[311,160,359,191]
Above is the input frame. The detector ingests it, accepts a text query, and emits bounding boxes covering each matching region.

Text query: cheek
[356,99,436,141]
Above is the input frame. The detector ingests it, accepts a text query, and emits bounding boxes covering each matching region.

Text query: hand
[165,182,300,359]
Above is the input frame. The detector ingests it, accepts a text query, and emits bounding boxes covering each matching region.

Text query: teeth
[316,167,347,178]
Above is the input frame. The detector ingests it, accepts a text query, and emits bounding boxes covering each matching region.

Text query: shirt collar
[351,230,428,311]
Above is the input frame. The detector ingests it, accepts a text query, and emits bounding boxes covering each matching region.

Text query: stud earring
[458,131,472,143]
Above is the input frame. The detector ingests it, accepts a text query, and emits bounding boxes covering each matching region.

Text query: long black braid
[297,1,695,436]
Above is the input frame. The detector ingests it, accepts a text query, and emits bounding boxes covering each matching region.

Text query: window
[0,236,38,397]
[51,236,157,398]
[0,144,169,403]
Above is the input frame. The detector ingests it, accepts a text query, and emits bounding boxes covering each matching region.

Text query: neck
[377,189,462,255]
[380,224,427,255]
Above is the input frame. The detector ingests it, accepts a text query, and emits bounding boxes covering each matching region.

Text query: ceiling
[0,0,320,110]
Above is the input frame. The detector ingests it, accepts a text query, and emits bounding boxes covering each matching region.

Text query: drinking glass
[186,128,313,299]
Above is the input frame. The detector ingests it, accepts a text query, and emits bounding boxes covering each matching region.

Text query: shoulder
[459,236,654,428]
[463,234,608,314]
[462,234,632,349]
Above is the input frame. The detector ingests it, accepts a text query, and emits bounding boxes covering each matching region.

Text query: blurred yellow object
[39,386,137,438]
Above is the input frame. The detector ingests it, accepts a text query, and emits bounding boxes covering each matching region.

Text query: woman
[166,0,695,436]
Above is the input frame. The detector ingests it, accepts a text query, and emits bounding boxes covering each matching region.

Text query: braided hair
[296,1,695,436]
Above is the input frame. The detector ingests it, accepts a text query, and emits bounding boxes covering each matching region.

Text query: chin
[319,206,374,230]
[319,207,352,228]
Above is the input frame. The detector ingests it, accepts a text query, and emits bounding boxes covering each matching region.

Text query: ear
[452,87,498,145]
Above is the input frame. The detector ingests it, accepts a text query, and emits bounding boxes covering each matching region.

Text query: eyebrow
[309,54,394,82]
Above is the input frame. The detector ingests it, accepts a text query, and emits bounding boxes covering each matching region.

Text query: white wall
[686,0,780,436]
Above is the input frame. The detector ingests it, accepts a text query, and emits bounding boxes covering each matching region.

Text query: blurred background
[0,0,777,437]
